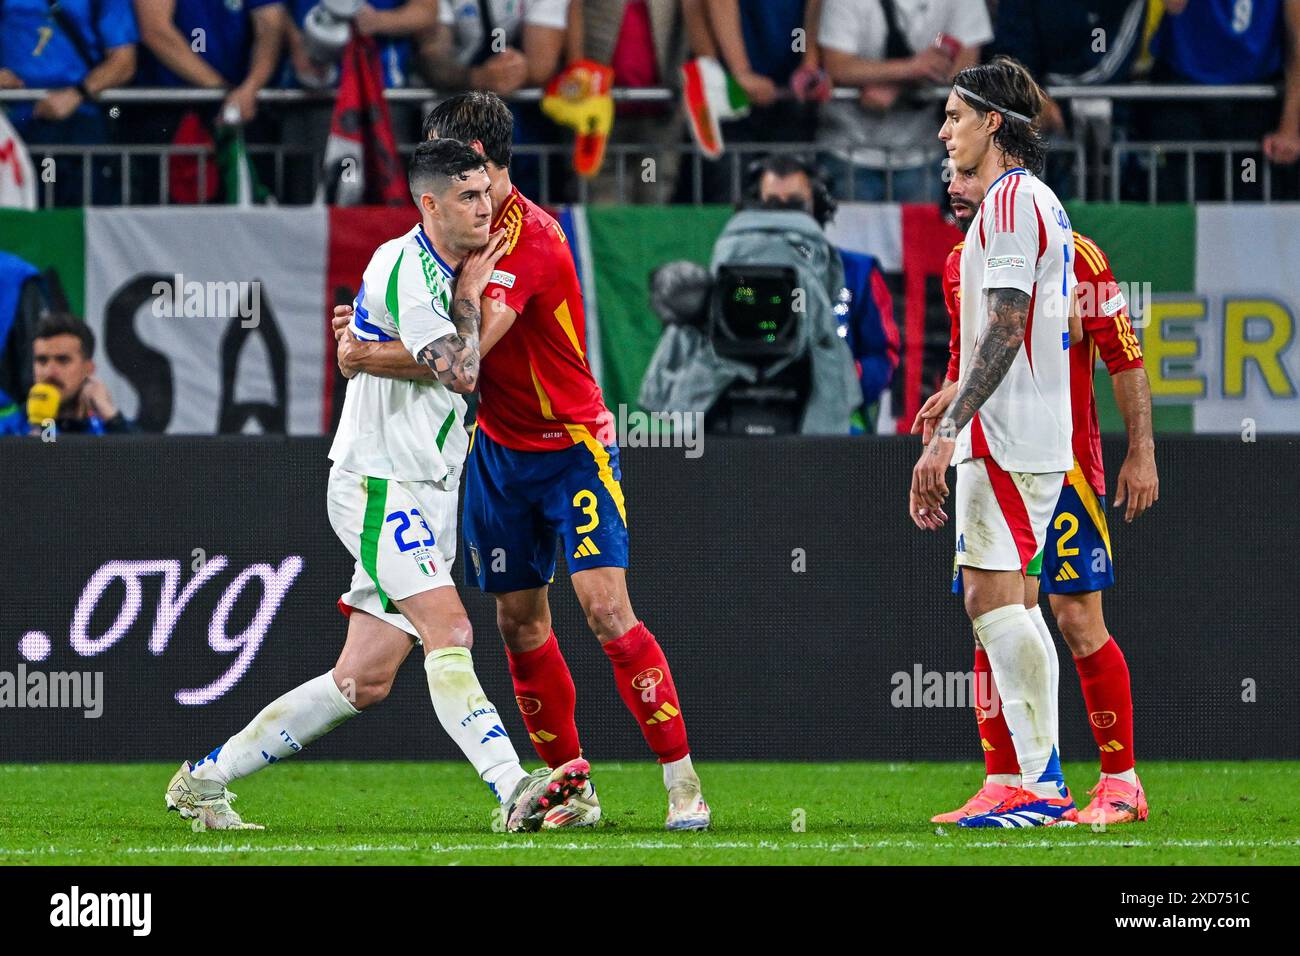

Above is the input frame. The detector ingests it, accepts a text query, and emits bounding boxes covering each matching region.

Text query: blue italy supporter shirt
[738,0,805,86]
[136,0,284,87]
[1153,0,1285,83]
[0,0,137,123]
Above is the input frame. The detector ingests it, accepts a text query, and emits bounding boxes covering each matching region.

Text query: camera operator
[749,154,899,431]
[640,153,861,436]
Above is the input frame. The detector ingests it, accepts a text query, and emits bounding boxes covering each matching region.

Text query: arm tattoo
[415,292,482,393]
[935,287,1030,444]
[449,287,483,344]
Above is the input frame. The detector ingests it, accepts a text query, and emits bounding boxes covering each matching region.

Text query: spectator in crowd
[133,0,287,126]
[124,0,286,203]
[751,154,898,430]
[279,1,441,202]
[286,0,441,89]
[816,0,991,202]
[416,0,575,198]
[683,0,825,202]
[989,0,1146,199]
[416,0,571,92]
[30,313,137,434]
[1141,0,1300,199]
[990,0,1145,134]
[0,0,138,205]
[582,0,717,203]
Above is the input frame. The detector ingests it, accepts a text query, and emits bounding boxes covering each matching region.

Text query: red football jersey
[478,187,610,451]
[941,231,1144,495]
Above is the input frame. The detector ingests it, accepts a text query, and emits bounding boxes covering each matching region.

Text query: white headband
[953,85,1034,125]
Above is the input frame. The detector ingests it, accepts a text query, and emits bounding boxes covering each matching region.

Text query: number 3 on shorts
[572,489,600,533]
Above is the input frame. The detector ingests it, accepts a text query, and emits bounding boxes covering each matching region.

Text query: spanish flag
[541,60,616,178]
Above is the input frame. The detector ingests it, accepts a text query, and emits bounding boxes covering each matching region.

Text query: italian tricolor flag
[681,57,750,160]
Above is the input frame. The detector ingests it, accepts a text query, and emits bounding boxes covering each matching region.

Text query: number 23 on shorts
[388,509,435,551]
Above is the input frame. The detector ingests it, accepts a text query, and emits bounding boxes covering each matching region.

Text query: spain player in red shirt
[916,167,1159,826]
[336,93,709,831]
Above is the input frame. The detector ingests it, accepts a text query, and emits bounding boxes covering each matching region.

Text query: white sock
[1102,769,1139,786]
[663,754,698,790]
[191,670,359,786]
[424,647,527,803]
[1026,604,1060,762]
[974,604,1062,798]
[986,773,1021,788]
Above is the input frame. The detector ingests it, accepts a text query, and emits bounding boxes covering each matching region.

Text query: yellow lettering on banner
[1143,300,1207,398]
[1223,299,1297,398]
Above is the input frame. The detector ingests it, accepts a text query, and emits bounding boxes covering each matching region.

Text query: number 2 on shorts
[1054,511,1080,557]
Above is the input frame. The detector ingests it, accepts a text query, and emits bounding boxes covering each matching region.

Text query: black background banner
[1,435,1295,762]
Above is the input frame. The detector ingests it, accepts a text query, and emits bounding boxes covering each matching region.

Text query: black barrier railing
[4,83,1293,204]
[1,434,1295,763]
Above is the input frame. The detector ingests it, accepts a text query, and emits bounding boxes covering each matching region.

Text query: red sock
[1074,636,1135,773]
[506,631,581,767]
[602,622,690,764]
[974,647,1019,776]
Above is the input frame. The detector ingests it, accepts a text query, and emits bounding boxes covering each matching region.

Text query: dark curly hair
[952,56,1048,176]
[422,91,514,170]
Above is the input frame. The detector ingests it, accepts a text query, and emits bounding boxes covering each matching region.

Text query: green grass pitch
[2,761,1296,865]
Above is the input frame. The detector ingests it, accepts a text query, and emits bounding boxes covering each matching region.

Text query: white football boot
[505,757,591,832]
[541,777,602,829]
[165,761,265,830]
[665,774,710,831]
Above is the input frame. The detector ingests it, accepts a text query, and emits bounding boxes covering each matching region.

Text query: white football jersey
[328,225,469,485]
[956,168,1074,473]
[439,0,571,67]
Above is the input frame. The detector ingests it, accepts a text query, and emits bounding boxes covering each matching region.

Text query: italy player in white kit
[911,57,1081,828]
[165,140,589,832]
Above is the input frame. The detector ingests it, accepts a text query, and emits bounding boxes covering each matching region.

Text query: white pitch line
[0,838,1296,857]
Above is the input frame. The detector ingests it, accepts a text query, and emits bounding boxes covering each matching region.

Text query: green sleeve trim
[386,250,405,329]
[435,409,457,451]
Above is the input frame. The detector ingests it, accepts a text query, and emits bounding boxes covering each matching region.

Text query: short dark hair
[34,312,94,359]
[953,55,1048,175]
[744,153,838,228]
[408,139,489,205]
[422,92,514,169]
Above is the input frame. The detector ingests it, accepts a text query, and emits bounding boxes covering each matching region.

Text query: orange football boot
[931,782,1019,823]
[1076,775,1148,825]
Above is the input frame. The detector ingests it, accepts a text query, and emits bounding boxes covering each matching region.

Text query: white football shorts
[326,465,459,638]
[954,457,1064,575]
